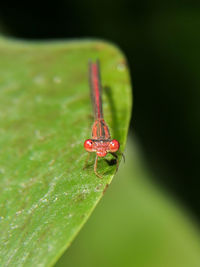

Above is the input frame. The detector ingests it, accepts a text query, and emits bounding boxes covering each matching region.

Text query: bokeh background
[1,1,200,266]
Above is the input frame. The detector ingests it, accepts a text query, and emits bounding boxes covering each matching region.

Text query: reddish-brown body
[92,119,110,140]
[84,60,120,178]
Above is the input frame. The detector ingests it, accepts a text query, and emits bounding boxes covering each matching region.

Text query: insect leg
[109,152,119,172]
[83,152,91,169]
[94,155,102,178]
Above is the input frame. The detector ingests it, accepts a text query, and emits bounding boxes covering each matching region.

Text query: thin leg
[119,151,125,163]
[94,155,102,178]
[110,152,119,172]
[83,152,91,169]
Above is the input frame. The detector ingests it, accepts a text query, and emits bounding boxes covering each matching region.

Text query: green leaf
[0,37,132,266]
[56,138,200,267]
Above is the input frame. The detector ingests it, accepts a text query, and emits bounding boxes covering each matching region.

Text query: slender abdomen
[89,61,103,120]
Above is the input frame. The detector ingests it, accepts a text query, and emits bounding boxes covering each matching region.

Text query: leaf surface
[0,38,132,266]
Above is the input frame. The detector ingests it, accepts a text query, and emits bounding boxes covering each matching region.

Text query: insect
[84,60,121,178]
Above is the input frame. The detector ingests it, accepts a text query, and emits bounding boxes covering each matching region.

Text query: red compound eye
[109,139,120,152]
[84,139,93,152]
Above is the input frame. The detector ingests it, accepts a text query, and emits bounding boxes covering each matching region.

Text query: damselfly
[84,60,121,178]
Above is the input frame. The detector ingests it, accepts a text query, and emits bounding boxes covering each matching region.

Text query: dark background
[0,1,199,220]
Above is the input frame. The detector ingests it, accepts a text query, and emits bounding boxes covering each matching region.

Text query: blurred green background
[0,1,200,266]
